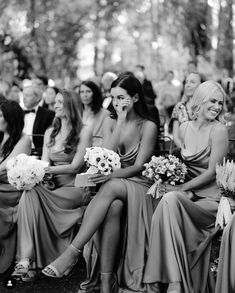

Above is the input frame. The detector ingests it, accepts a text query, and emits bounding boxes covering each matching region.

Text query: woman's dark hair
[110,73,155,124]
[47,89,83,154]
[0,100,24,160]
[80,80,103,114]
[47,86,59,95]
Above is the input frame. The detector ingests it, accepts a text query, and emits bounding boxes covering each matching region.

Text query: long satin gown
[80,139,157,292]
[16,149,92,269]
[215,212,235,293]
[0,173,22,273]
[143,144,220,293]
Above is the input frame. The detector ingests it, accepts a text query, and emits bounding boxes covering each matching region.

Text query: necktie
[24,109,36,114]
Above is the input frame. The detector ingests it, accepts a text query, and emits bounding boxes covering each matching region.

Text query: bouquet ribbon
[147,182,166,199]
[215,196,233,229]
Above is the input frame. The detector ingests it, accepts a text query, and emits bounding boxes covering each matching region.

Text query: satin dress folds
[144,144,220,293]
[0,173,22,273]
[16,149,92,269]
[215,212,235,293]
[80,140,157,293]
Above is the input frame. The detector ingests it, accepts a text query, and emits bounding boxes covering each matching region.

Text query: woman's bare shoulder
[211,121,228,136]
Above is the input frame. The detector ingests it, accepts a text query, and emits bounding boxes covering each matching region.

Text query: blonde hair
[190,80,227,123]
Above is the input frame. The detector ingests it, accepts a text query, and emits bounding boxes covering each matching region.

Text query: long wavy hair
[0,99,24,160]
[110,73,155,123]
[80,80,103,115]
[47,89,83,153]
[190,80,227,123]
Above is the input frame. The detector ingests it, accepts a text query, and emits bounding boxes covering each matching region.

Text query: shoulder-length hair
[0,100,24,160]
[190,80,227,123]
[80,80,103,115]
[47,89,83,153]
[110,73,155,123]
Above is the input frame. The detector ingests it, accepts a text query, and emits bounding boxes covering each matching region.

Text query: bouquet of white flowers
[215,158,235,228]
[6,153,48,190]
[75,147,121,187]
[142,154,187,198]
[84,147,121,175]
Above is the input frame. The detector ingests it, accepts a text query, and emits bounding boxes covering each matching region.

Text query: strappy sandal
[42,244,81,278]
[11,259,30,277]
[21,270,37,282]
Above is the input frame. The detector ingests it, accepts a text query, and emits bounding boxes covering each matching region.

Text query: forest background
[0,0,234,87]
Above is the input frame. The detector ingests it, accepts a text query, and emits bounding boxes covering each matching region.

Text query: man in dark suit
[134,65,156,107]
[23,85,54,157]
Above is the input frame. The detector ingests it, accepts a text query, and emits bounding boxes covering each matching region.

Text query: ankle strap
[70,244,82,254]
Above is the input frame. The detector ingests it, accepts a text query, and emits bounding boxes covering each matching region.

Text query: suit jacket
[31,107,54,156]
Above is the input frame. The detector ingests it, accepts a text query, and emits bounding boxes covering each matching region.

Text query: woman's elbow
[71,164,84,174]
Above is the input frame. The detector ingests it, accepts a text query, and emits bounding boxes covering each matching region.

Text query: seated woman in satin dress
[41,74,158,293]
[215,210,235,292]
[143,81,229,293]
[80,80,108,147]
[0,100,31,274]
[13,89,93,281]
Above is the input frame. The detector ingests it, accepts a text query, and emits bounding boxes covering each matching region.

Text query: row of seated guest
[0,80,109,278]
[41,80,228,293]
[11,89,93,281]
[0,75,230,293]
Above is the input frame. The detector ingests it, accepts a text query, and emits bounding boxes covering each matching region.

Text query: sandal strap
[43,264,61,278]
[15,260,30,270]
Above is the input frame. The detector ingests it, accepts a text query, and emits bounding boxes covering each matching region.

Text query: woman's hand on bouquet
[88,173,111,184]
[44,166,52,173]
[164,183,183,193]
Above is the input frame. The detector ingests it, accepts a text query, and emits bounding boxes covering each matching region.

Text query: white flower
[7,154,46,190]
[142,154,187,186]
[84,147,121,175]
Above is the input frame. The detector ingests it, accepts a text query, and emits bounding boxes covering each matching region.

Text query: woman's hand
[44,166,52,174]
[88,173,111,184]
[116,98,131,122]
[164,183,183,193]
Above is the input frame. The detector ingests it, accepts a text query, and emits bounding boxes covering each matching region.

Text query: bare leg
[100,200,123,293]
[43,179,127,276]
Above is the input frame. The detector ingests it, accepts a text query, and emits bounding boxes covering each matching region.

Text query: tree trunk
[215,0,233,76]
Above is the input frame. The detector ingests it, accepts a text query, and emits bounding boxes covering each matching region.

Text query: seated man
[22,84,55,157]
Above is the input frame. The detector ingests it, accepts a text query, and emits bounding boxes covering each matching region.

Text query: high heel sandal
[42,244,81,278]
[11,259,30,278]
[100,272,118,293]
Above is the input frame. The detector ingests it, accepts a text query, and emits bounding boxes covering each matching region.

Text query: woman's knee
[97,179,126,200]
[106,200,124,219]
[163,191,183,205]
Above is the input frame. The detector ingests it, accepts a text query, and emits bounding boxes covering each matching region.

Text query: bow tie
[24,109,36,114]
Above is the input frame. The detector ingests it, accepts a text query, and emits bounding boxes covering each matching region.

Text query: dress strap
[208,123,216,146]
[182,122,190,149]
